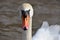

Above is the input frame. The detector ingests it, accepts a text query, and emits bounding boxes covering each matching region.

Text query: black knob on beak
[23,14,27,18]
[21,10,30,18]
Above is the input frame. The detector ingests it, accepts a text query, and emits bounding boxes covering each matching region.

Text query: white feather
[32,21,60,40]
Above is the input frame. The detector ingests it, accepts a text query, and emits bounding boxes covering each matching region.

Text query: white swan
[21,3,33,40]
[21,3,60,40]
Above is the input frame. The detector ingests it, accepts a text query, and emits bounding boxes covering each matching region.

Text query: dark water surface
[0,0,60,40]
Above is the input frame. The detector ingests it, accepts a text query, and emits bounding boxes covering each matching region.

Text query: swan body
[32,21,54,40]
[49,25,60,40]
[32,21,60,40]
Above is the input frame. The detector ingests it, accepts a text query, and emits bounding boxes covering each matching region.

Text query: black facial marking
[21,10,30,18]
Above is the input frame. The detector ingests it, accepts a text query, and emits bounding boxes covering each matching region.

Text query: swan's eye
[21,10,30,18]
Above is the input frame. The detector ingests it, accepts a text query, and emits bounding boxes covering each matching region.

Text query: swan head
[21,3,33,30]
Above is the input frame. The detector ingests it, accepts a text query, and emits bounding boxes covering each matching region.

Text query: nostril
[23,27,27,30]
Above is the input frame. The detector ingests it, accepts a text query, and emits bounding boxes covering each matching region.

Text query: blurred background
[0,0,60,40]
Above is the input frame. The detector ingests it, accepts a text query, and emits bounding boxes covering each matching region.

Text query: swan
[21,3,33,40]
[21,3,60,40]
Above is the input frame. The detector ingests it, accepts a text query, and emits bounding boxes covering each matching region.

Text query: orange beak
[22,15,30,30]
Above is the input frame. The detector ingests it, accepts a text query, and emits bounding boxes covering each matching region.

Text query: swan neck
[22,17,32,40]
